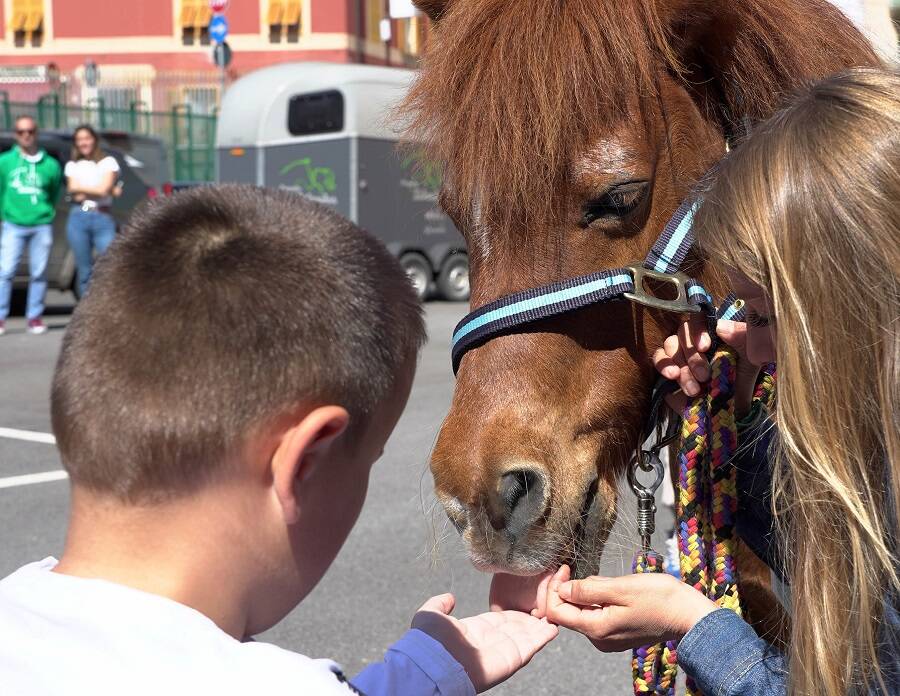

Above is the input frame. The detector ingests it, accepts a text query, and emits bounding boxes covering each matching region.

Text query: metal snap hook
[628,449,666,499]
[628,448,667,552]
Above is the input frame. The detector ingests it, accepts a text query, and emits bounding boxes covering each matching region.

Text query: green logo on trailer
[279,158,337,196]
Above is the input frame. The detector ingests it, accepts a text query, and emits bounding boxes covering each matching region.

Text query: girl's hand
[653,318,760,417]
[544,566,717,652]
[411,593,558,692]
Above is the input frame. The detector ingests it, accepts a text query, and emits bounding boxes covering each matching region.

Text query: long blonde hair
[696,68,899,695]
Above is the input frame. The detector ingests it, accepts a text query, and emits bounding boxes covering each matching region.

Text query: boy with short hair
[0,186,557,695]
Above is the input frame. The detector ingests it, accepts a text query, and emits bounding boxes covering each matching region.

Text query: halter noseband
[450,199,742,375]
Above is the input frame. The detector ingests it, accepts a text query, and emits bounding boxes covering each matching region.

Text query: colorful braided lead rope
[679,348,742,696]
[632,551,678,695]
[632,351,777,696]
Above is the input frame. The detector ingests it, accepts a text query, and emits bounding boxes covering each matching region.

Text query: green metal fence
[0,92,217,183]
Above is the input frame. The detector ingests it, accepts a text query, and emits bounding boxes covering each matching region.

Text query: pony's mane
[401,0,877,236]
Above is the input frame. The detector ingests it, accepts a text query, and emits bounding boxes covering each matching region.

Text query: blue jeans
[66,206,116,298]
[0,221,53,321]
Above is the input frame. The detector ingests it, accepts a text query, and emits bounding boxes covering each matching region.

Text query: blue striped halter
[450,199,743,375]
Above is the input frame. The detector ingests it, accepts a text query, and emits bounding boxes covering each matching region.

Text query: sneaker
[26,318,47,335]
[0,320,5,336]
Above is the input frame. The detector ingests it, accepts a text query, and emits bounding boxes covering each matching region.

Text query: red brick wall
[53,0,174,38]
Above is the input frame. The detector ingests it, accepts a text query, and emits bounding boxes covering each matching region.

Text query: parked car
[3,131,153,312]
[95,130,173,197]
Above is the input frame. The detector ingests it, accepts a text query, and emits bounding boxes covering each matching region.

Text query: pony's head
[406,0,876,577]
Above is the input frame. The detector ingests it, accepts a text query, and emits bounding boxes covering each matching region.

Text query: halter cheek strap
[450,199,712,374]
[644,199,698,275]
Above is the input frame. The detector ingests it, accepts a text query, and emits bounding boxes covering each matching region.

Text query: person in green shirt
[0,115,62,335]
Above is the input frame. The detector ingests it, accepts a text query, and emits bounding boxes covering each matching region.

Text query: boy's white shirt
[0,558,359,696]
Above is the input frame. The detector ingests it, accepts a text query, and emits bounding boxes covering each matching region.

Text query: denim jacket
[677,413,900,695]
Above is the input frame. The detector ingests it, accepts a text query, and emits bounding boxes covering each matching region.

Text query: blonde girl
[545,68,899,695]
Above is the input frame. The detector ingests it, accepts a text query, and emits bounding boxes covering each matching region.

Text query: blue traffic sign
[209,15,229,43]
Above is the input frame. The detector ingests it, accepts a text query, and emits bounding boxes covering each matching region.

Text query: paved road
[0,294,675,695]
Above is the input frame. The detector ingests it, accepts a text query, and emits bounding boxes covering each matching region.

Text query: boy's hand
[411,593,558,692]
[544,566,717,652]
[653,318,760,417]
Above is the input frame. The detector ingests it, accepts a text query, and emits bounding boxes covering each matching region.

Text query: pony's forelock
[401,0,877,239]
[402,0,671,235]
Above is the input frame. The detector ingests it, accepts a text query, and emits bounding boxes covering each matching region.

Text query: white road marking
[0,470,68,489]
[0,427,56,445]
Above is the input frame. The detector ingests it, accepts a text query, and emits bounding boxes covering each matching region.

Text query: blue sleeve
[678,608,787,696]
[351,629,475,696]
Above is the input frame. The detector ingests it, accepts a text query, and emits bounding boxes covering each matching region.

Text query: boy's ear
[271,406,350,525]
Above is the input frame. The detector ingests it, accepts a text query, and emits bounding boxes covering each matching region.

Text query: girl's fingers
[663,334,681,359]
[557,577,622,606]
[690,314,712,353]
[716,319,748,354]
[680,363,700,397]
[546,598,606,633]
[678,320,710,383]
[653,347,682,380]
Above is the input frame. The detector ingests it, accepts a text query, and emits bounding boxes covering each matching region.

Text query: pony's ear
[661,0,879,139]
[414,0,449,22]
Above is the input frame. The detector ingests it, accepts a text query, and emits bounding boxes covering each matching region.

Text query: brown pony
[405,0,877,629]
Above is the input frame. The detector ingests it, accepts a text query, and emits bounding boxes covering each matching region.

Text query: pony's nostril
[495,468,547,536]
[499,469,534,511]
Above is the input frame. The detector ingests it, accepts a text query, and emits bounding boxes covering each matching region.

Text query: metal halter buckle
[623,264,703,315]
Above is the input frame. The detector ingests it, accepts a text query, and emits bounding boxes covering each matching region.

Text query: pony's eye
[580,181,649,227]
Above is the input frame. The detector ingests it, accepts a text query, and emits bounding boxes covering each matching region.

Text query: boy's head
[51,185,425,631]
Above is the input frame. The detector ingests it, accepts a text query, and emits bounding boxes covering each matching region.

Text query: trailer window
[287,90,344,136]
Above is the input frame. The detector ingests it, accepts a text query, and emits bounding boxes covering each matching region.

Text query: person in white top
[0,186,558,696]
[64,124,120,297]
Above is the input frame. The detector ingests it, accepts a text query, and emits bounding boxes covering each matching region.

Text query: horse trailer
[216,62,468,301]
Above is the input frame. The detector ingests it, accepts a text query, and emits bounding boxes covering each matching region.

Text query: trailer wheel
[400,252,432,302]
[437,254,470,302]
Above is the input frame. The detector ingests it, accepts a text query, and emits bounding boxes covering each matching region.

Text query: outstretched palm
[411,594,558,693]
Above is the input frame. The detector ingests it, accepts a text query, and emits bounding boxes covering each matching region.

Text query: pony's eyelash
[746,310,772,328]
[579,181,649,228]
